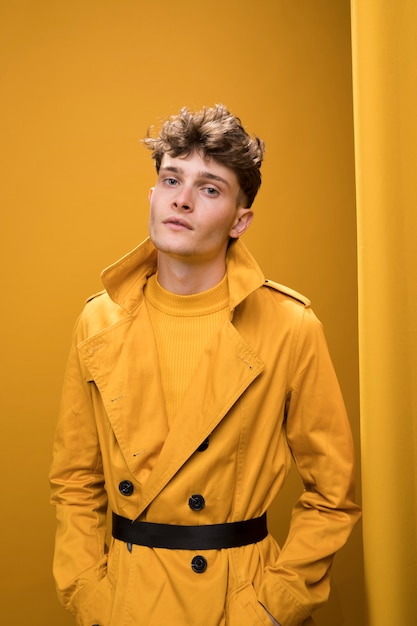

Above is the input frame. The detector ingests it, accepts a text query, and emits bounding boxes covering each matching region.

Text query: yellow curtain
[351,1,417,624]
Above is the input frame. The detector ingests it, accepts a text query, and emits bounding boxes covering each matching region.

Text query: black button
[197,437,209,452]
[191,555,207,573]
[189,494,205,511]
[119,480,134,496]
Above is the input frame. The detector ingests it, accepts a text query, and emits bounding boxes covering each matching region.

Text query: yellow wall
[0,1,365,624]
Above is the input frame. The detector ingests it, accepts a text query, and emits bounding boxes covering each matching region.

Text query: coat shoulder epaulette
[85,289,106,304]
[263,279,311,307]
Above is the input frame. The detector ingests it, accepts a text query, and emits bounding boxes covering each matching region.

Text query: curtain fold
[350,1,417,624]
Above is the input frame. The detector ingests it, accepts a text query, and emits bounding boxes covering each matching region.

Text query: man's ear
[229,208,254,239]
[148,187,154,202]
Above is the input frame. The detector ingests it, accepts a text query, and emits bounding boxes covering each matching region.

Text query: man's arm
[49,322,108,613]
[258,308,361,626]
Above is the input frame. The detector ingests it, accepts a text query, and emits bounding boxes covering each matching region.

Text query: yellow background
[0,1,365,624]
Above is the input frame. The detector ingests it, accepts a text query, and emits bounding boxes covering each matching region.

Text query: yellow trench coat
[50,238,360,626]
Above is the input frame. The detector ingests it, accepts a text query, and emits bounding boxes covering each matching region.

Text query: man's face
[148,151,252,268]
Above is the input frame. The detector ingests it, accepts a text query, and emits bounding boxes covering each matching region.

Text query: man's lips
[163,217,193,230]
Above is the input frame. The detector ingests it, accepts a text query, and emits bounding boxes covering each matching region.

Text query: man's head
[143,104,265,208]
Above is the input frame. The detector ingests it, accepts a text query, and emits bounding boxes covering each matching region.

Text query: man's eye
[165,178,178,186]
[204,187,219,196]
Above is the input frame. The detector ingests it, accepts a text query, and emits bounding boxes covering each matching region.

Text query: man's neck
[156,251,226,295]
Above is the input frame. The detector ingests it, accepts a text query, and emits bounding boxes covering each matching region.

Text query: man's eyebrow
[199,171,230,188]
[160,166,182,175]
[160,166,230,188]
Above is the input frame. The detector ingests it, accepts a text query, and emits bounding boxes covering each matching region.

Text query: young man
[50,104,360,626]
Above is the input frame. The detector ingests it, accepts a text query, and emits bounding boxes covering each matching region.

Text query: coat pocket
[70,540,123,626]
[227,582,274,626]
[71,573,114,626]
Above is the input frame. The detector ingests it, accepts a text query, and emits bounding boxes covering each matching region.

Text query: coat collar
[100,237,265,314]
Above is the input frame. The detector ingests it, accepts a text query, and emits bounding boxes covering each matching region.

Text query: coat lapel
[136,320,264,517]
[79,304,169,487]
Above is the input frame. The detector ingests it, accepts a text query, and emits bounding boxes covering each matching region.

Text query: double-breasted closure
[50,237,360,626]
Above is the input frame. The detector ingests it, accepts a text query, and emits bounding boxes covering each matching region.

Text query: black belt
[112,512,268,550]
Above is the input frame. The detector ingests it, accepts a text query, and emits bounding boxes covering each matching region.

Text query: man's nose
[172,186,193,210]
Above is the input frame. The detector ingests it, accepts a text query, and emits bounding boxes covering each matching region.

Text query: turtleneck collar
[144,272,229,317]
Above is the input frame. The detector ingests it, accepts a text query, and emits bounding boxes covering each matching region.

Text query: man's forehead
[160,152,238,185]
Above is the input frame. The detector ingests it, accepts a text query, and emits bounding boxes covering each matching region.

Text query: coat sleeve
[258,307,361,626]
[49,314,108,613]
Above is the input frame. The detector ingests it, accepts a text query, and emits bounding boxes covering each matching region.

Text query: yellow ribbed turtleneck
[144,273,229,426]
